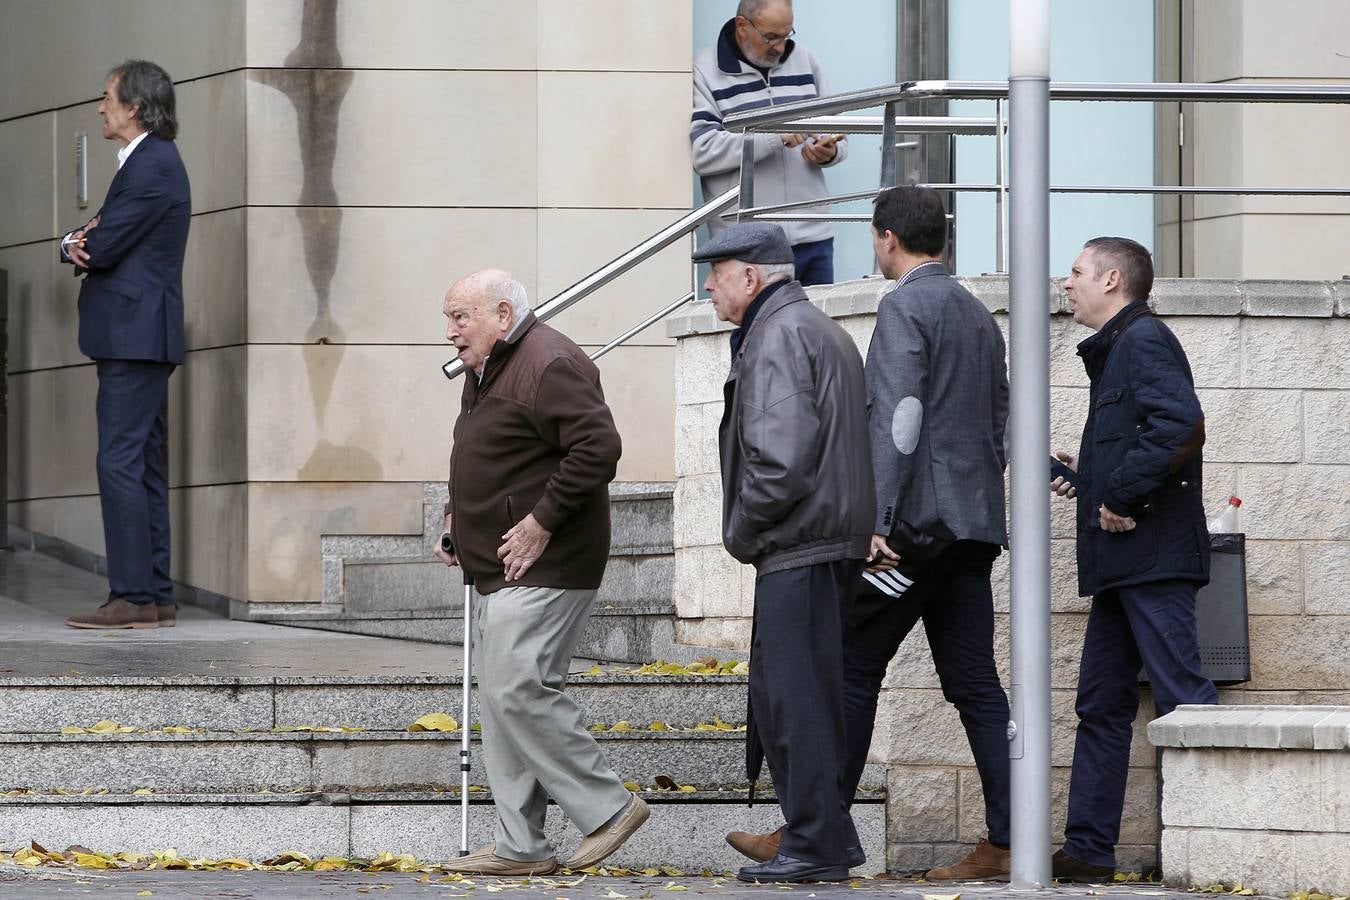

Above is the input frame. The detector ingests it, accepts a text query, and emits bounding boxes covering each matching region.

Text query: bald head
[444,269,532,375]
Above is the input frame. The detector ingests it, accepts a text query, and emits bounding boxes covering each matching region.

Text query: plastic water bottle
[1207,495,1242,533]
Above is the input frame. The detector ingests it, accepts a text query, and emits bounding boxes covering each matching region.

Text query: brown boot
[726,826,783,863]
[156,603,177,627]
[65,597,158,630]
[926,839,1010,880]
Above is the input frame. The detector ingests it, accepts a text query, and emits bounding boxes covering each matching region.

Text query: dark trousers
[792,238,834,286]
[841,541,1011,846]
[751,558,860,865]
[1064,578,1218,867]
[95,359,175,606]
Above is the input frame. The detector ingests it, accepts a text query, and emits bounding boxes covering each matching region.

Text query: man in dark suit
[60,60,190,630]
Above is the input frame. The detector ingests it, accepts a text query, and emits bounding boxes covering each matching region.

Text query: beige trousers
[472,584,630,860]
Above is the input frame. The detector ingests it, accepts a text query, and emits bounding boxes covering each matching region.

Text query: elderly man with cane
[434,269,648,875]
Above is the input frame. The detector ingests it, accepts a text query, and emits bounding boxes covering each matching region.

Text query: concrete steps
[0,790,885,872]
[0,730,888,794]
[0,669,886,871]
[251,483,711,664]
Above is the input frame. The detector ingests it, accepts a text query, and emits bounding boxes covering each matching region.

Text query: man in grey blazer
[850,186,1011,879]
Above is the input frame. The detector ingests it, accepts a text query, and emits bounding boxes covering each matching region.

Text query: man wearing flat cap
[694,223,874,882]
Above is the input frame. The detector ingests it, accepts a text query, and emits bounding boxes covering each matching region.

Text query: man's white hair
[755,262,796,285]
[483,271,532,320]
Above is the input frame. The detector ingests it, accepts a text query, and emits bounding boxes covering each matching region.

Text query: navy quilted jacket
[1073,300,1210,596]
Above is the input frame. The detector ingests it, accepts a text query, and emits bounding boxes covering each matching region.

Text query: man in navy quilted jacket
[60,60,190,630]
[1049,237,1218,880]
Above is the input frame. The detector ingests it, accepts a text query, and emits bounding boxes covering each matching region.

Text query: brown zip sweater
[446,314,621,595]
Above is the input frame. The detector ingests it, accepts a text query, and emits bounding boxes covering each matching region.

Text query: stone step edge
[0,730,752,743]
[254,602,677,623]
[0,788,884,805]
[0,672,749,688]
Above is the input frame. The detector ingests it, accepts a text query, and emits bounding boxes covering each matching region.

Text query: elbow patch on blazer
[891,396,923,454]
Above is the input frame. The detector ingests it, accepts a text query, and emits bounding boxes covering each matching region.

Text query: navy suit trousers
[792,238,834,286]
[751,558,861,865]
[1063,579,1218,867]
[95,359,175,605]
[841,540,1011,846]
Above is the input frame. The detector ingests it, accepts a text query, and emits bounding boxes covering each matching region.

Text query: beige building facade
[1,0,694,608]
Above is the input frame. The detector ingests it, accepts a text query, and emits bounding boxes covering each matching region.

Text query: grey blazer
[866,262,1009,546]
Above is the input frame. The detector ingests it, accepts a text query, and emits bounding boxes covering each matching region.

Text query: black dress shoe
[1052,848,1116,882]
[737,852,849,883]
[845,845,865,868]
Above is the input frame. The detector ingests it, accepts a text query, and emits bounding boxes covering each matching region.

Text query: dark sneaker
[1052,848,1116,882]
[65,597,158,630]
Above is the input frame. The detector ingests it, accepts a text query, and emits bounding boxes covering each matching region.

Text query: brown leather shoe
[561,793,650,870]
[156,603,177,627]
[926,839,1011,880]
[1051,848,1115,882]
[726,826,783,863]
[443,843,557,876]
[65,598,158,630]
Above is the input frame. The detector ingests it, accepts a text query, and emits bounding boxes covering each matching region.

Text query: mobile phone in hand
[1049,456,1079,489]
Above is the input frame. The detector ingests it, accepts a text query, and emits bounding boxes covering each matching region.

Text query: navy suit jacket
[64,134,191,364]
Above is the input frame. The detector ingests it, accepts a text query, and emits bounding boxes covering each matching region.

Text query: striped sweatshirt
[691,19,847,247]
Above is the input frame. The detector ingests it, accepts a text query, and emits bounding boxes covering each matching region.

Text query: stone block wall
[667,276,1350,871]
[1150,705,1350,895]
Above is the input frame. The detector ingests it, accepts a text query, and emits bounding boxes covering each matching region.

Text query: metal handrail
[721,79,1350,273]
[723,79,1350,132]
[765,114,1001,136]
[441,189,737,380]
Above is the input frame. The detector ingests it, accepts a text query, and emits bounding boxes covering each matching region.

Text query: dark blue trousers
[792,238,834,286]
[751,559,861,865]
[1064,579,1218,867]
[95,359,175,606]
[841,541,1011,846]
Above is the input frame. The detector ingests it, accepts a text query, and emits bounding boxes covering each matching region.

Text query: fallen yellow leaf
[61,725,85,734]
[408,713,458,732]
[137,892,153,897]
[608,721,632,732]
[132,788,153,796]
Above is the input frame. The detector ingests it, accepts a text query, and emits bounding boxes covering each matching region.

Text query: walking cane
[458,570,475,856]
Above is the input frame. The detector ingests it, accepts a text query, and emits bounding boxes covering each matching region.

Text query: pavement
[0,546,594,680]
[0,865,1221,899]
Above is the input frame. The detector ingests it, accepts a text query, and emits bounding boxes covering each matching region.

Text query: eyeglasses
[743,17,795,46]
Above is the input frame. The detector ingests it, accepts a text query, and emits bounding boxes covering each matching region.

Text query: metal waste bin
[1139,532,1250,686]
[0,268,6,544]
[1195,533,1250,684]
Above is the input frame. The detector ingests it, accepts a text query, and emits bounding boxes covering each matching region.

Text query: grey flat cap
[692,222,794,265]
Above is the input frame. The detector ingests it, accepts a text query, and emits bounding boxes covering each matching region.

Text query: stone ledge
[665,276,1349,338]
[1148,703,1350,750]
[1241,280,1336,317]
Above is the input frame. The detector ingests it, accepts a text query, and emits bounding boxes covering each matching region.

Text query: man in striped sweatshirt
[692,0,847,285]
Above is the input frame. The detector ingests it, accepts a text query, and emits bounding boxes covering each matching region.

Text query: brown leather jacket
[447,314,621,594]
[718,282,874,574]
